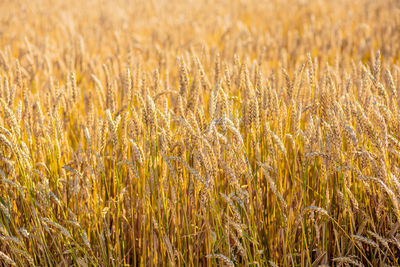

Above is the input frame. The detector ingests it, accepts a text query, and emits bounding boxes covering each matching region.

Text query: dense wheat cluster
[2,0,400,266]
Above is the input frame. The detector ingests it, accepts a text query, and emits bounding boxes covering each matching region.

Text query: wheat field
[1,0,400,266]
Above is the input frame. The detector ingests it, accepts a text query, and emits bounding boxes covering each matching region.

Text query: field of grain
[1,0,400,266]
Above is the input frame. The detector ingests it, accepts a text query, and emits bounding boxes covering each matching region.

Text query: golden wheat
[1,0,400,266]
